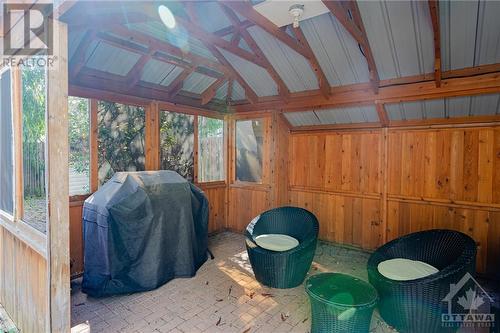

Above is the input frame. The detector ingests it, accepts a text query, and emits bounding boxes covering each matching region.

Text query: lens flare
[158,5,176,29]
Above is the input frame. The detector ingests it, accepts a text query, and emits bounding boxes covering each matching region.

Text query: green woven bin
[305,273,378,333]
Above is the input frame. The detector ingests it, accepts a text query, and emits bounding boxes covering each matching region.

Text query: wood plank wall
[288,126,500,278]
[226,112,290,233]
[0,226,47,333]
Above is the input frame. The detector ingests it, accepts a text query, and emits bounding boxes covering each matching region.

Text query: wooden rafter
[220,1,310,59]
[214,20,254,37]
[167,68,195,99]
[428,0,442,87]
[322,0,380,93]
[375,102,389,126]
[183,3,258,104]
[218,4,290,101]
[125,49,154,91]
[291,26,330,99]
[227,79,234,105]
[201,79,227,105]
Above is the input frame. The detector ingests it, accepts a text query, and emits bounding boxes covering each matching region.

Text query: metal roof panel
[85,41,141,76]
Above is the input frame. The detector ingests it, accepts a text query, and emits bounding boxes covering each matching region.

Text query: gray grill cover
[82,171,209,297]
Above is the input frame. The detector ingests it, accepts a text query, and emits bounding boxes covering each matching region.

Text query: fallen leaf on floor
[302,318,308,323]
[242,327,252,333]
[74,303,85,307]
[216,317,222,326]
[216,298,223,302]
[261,293,273,297]
[281,312,289,321]
[228,285,233,297]
[206,281,209,285]
[247,292,255,299]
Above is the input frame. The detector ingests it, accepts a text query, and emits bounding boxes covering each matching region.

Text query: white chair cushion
[378,258,439,281]
[254,234,299,252]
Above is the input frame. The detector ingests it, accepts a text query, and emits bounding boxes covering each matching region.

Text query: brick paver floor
[70,232,398,333]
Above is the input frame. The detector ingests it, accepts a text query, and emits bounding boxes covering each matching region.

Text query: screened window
[160,111,194,181]
[97,101,145,185]
[0,69,14,215]
[198,116,224,182]
[22,66,47,233]
[236,119,264,183]
[68,97,90,195]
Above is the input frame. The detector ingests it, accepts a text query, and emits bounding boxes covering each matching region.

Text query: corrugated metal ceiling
[215,81,229,101]
[248,26,318,92]
[441,0,500,71]
[300,13,371,86]
[85,41,141,76]
[193,2,232,33]
[181,72,217,95]
[385,93,500,121]
[218,48,278,97]
[358,0,434,80]
[231,80,246,101]
[127,21,219,62]
[284,105,379,127]
[140,59,184,87]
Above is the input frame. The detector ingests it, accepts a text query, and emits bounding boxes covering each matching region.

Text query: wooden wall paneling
[228,187,271,232]
[47,20,70,333]
[198,185,226,233]
[69,202,84,276]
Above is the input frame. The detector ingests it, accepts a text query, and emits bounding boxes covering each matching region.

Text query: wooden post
[46,20,70,333]
[89,99,98,192]
[145,102,160,170]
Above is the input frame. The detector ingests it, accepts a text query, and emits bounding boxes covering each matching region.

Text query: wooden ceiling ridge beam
[183,3,258,104]
[220,1,311,59]
[172,15,268,68]
[201,78,227,105]
[428,0,442,87]
[219,4,291,102]
[322,0,380,93]
[291,26,330,99]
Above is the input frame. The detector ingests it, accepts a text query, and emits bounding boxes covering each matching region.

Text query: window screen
[236,119,264,183]
[0,69,14,215]
[198,116,224,182]
[97,101,145,185]
[160,111,194,181]
[68,97,90,195]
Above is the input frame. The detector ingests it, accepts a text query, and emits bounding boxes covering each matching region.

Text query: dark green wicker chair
[367,229,477,333]
[245,206,319,289]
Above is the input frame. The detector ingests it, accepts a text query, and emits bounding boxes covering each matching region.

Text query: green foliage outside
[98,101,146,184]
[22,67,46,198]
[160,112,194,181]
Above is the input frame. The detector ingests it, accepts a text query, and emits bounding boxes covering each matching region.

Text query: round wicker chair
[367,229,477,333]
[245,206,319,289]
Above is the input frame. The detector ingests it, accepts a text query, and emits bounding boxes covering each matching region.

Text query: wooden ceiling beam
[375,102,389,126]
[239,29,290,102]
[235,70,500,112]
[220,1,310,59]
[167,68,196,99]
[183,3,258,104]
[125,49,154,91]
[291,26,330,99]
[213,20,254,37]
[322,0,380,93]
[172,15,268,68]
[218,4,290,102]
[429,0,442,87]
[201,79,227,105]
[227,79,234,105]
